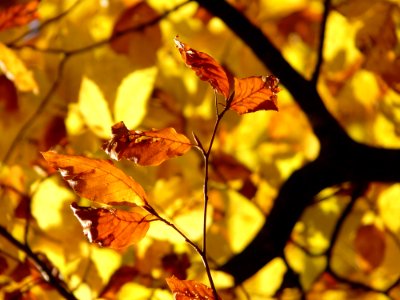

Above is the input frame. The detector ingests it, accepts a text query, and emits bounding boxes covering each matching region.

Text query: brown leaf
[230,75,280,114]
[0,75,18,113]
[71,202,151,250]
[354,224,386,272]
[174,37,233,99]
[0,255,8,274]
[166,276,221,300]
[162,253,191,280]
[110,1,162,67]
[41,151,148,206]
[99,266,139,298]
[103,121,192,166]
[0,0,39,31]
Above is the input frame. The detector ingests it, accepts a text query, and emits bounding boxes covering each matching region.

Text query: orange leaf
[174,37,233,99]
[230,75,280,114]
[103,121,192,166]
[41,151,148,206]
[166,276,221,300]
[354,224,386,273]
[0,0,39,31]
[71,202,151,250]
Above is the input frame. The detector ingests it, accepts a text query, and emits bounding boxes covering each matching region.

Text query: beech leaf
[174,37,233,99]
[71,202,151,250]
[103,121,192,166]
[354,224,386,272]
[166,276,221,300]
[230,75,280,114]
[41,151,148,206]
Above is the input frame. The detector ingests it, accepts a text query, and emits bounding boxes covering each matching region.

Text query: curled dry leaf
[71,202,152,250]
[230,75,280,114]
[41,151,148,206]
[0,0,39,31]
[174,37,233,99]
[103,121,192,166]
[166,275,221,300]
[354,223,386,272]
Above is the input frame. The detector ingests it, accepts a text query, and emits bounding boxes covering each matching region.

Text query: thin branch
[2,55,68,164]
[7,0,84,46]
[0,225,77,300]
[311,0,331,85]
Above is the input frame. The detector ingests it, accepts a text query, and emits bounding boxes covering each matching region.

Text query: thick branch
[194,0,400,284]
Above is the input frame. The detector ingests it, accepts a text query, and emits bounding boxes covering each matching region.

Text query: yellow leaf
[78,76,114,139]
[0,43,38,94]
[114,67,158,129]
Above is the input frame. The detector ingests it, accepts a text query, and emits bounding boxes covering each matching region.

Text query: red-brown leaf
[110,1,161,67]
[174,37,233,99]
[103,121,192,166]
[0,0,39,31]
[41,151,148,206]
[166,276,221,300]
[354,224,386,272]
[0,75,18,113]
[71,202,152,250]
[99,266,139,298]
[230,75,280,114]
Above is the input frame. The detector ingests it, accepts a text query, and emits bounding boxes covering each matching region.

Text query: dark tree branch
[311,0,331,85]
[194,0,400,285]
[0,225,77,300]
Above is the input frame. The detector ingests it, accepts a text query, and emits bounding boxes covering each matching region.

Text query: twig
[311,0,331,85]
[0,225,77,299]
[7,0,84,47]
[2,55,68,164]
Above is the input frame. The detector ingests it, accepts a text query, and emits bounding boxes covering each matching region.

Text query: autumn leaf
[71,202,152,250]
[41,151,148,206]
[0,43,39,94]
[166,276,221,300]
[174,37,233,99]
[0,75,18,113]
[99,266,139,299]
[229,75,280,114]
[354,223,386,272]
[110,1,162,67]
[102,121,192,166]
[0,0,39,31]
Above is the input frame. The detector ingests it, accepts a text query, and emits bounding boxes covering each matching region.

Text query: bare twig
[0,225,77,300]
[311,0,331,84]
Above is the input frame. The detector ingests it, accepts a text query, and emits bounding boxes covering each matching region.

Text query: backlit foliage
[1,0,400,299]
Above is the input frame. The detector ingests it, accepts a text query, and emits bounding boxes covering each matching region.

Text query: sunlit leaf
[41,151,148,206]
[78,76,114,139]
[354,223,386,272]
[110,1,162,67]
[114,67,158,129]
[0,0,39,31]
[0,43,38,93]
[103,121,192,166]
[71,202,152,250]
[230,75,280,114]
[174,37,233,99]
[166,275,221,300]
